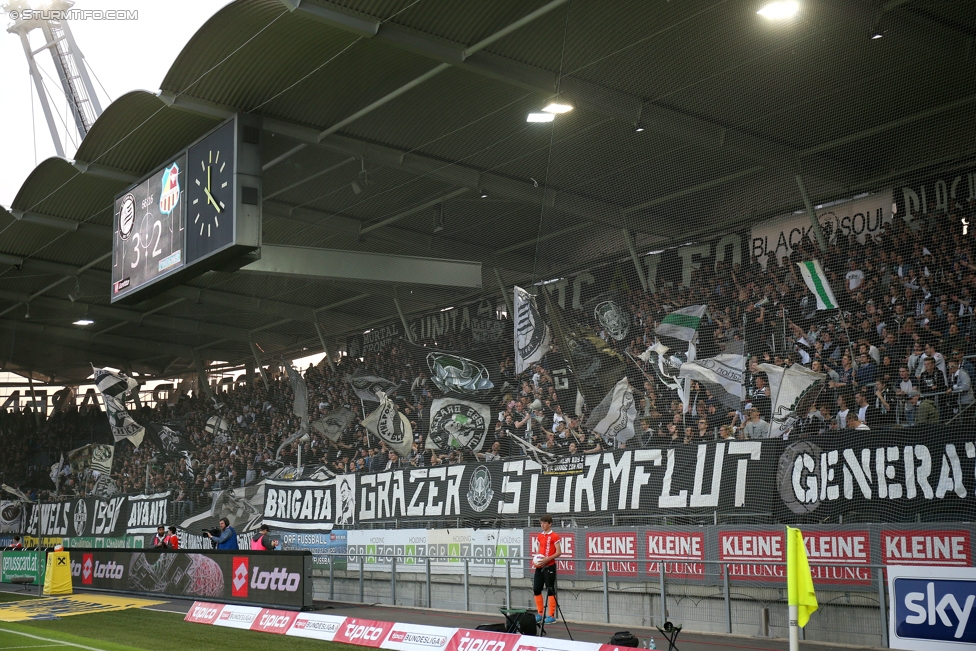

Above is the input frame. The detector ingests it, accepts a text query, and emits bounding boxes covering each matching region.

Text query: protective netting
[1,4,975,637]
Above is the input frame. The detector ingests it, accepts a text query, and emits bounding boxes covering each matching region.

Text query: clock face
[185,120,236,265]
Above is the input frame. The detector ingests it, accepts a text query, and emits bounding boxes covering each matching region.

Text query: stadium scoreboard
[111,114,262,304]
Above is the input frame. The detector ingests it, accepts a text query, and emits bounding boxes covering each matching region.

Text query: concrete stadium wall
[312,570,886,647]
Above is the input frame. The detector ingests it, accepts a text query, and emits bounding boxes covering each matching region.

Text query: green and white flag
[797,260,838,310]
[656,305,706,342]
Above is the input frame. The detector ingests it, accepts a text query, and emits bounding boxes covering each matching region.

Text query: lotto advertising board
[347,528,524,578]
[68,549,312,608]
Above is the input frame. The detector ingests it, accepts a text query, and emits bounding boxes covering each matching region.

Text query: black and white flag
[510,435,557,467]
[426,398,491,452]
[93,367,145,447]
[67,444,93,473]
[94,367,138,398]
[312,408,357,442]
[514,286,551,374]
[49,454,65,490]
[205,416,231,444]
[90,444,114,474]
[361,390,413,457]
[404,342,498,398]
[679,353,747,411]
[286,364,309,428]
[585,377,637,443]
[145,422,198,458]
[90,474,120,499]
[346,370,398,403]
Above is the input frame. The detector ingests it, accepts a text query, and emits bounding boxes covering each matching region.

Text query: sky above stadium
[0,0,232,207]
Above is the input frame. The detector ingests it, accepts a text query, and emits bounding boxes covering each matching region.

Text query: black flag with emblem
[312,407,357,442]
[404,341,498,399]
[145,422,198,458]
[345,370,399,403]
[542,290,628,412]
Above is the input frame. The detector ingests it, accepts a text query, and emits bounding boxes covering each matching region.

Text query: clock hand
[203,186,222,213]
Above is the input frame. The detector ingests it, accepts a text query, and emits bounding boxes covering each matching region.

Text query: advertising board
[68,549,312,608]
[888,565,976,650]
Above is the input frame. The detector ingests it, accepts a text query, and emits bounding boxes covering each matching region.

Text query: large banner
[346,528,524,577]
[894,162,976,228]
[295,428,972,525]
[347,299,506,357]
[68,549,312,608]
[20,426,976,536]
[750,190,893,268]
[25,492,171,538]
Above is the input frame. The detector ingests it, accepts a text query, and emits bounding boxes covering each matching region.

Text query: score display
[110,114,262,304]
[112,155,186,300]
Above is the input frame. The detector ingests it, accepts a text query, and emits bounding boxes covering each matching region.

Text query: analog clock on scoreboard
[185,119,237,265]
[110,114,262,304]
[112,155,186,301]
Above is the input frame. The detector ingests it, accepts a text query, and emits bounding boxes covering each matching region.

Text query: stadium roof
[1,0,974,383]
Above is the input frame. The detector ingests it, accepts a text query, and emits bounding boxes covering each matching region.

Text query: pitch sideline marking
[0,629,109,651]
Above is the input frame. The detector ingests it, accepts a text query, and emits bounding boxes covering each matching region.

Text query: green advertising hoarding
[0,551,46,584]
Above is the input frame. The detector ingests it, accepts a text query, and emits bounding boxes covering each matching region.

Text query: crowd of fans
[1,208,974,505]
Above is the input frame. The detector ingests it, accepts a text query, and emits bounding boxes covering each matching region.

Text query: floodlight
[757,1,799,20]
[542,103,573,114]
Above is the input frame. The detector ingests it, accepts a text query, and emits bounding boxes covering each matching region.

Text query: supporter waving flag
[796,259,839,310]
[514,285,551,374]
[92,367,145,448]
[93,367,138,398]
[286,363,309,429]
[585,376,638,443]
[655,305,706,342]
[361,390,413,457]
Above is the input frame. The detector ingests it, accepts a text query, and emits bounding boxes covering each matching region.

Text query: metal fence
[314,553,891,647]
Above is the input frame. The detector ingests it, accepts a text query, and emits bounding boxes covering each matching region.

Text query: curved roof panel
[74,91,222,175]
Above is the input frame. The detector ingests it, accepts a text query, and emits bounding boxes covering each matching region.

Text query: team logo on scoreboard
[118,193,135,240]
[158,163,181,215]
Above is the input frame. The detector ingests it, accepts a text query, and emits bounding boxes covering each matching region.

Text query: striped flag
[796,260,838,310]
[93,367,138,398]
[656,305,706,342]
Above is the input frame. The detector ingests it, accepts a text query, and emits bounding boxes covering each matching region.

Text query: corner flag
[787,526,818,628]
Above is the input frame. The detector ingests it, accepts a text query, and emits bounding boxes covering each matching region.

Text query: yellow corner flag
[786,526,817,628]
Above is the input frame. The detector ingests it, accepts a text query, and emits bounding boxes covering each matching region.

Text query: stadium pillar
[249,342,270,390]
[244,359,256,388]
[314,321,337,372]
[622,229,649,292]
[191,351,216,402]
[393,295,415,344]
[795,175,827,252]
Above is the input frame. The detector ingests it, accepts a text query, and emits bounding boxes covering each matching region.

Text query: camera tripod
[538,582,573,639]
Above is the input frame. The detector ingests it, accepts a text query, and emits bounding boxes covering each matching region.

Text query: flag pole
[787,525,799,651]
